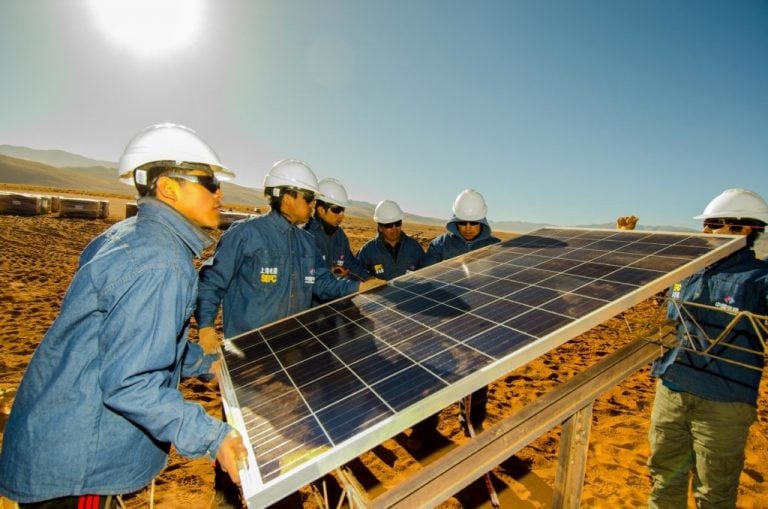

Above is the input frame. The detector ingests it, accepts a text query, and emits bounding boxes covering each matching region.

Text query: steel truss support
[659,299,767,372]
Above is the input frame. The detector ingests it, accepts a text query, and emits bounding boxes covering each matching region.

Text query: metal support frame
[551,403,593,509]
[664,300,768,371]
[334,466,370,509]
[351,332,668,508]
[314,301,767,508]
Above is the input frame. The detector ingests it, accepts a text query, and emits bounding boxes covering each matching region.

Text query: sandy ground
[0,191,766,509]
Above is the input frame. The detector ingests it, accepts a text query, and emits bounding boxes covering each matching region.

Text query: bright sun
[87,0,204,57]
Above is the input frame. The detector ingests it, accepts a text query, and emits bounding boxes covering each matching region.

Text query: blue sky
[1,1,766,229]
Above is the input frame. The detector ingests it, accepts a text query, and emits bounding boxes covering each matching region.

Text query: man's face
[317,202,345,228]
[457,220,482,241]
[167,171,222,229]
[378,220,402,245]
[702,218,752,237]
[281,189,316,224]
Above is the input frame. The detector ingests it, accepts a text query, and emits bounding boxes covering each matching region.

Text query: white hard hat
[373,199,404,223]
[263,159,320,193]
[452,189,488,221]
[318,178,349,207]
[117,123,234,184]
[693,188,768,223]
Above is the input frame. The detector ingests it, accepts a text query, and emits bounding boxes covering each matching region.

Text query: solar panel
[217,227,744,508]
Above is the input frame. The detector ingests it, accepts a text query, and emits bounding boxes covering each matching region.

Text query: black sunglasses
[286,189,316,204]
[299,192,316,204]
[328,205,345,214]
[703,219,747,232]
[702,219,768,233]
[168,173,220,194]
[457,221,480,227]
[380,220,402,229]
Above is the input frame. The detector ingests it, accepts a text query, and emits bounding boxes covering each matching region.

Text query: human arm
[311,244,360,299]
[339,233,371,280]
[412,237,428,270]
[196,227,246,329]
[99,268,231,459]
[198,326,221,354]
[422,238,442,267]
[216,429,249,485]
[358,277,387,292]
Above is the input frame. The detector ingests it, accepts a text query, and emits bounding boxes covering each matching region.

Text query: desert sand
[0,189,766,509]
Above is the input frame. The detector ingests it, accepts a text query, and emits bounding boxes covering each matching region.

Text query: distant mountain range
[0,144,690,232]
[0,144,117,169]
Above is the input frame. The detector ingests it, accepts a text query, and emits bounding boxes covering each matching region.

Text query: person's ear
[278,191,294,213]
[155,176,181,202]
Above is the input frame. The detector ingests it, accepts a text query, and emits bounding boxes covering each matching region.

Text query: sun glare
[88,0,204,57]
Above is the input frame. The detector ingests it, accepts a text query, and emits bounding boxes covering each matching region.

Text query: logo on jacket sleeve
[373,263,384,275]
[260,267,278,284]
[305,267,316,284]
[715,295,739,313]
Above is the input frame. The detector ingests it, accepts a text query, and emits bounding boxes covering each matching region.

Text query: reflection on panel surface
[221,227,742,508]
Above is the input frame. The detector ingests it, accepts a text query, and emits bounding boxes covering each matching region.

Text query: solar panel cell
[604,266,663,286]
[464,326,536,358]
[435,314,497,342]
[471,299,532,322]
[349,347,414,385]
[298,369,367,412]
[504,308,573,337]
[421,343,493,382]
[373,366,446,410]
[316,390,393,444]
[394,330,461,361]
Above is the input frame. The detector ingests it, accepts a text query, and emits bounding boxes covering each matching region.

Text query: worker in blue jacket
[357,199,425,280]
[196,160,368,344]
[0,123,247,508]
[197,160,384,507]
[646,188,768,509]
[305,177,370,284]
[423,188,501,265]
[410,189,500,451]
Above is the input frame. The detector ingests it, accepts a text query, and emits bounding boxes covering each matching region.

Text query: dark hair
[134,161,214,198]
[264,187,285,209]
[134,166,171,197]
[746,225,764,248]
[264,186,316,210]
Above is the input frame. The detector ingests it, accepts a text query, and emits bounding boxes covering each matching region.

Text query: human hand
[216,429,249,485]
[358,277,386,293]
[208,359,222,383]
[199,326,220,354]
[331,266,350,278]
[616,216,639,230]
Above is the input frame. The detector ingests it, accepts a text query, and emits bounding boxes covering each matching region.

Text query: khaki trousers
[647,381,756,509]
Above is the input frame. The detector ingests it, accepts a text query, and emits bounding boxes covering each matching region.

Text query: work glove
[616,216,639,230]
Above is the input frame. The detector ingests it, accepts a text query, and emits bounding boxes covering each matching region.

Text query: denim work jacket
[305,217,370,281]
[196,210,359,338]
[357,232,425,281]
[422,216,501,267]
[0,198,230,503]
[653,247,768,406]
